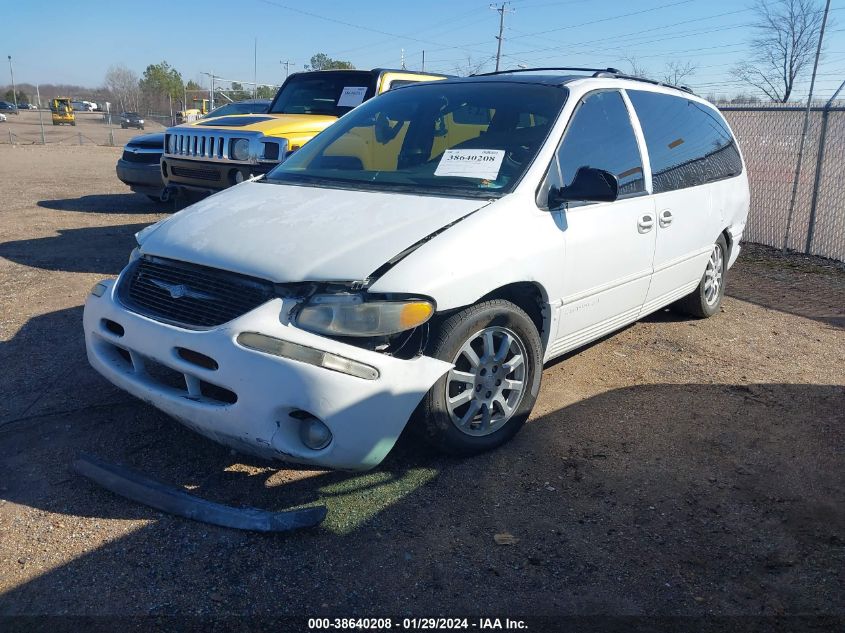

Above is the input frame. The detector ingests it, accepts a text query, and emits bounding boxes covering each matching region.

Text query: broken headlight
[294,294,434,337]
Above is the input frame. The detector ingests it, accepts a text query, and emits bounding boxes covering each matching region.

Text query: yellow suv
[162,68,447,195]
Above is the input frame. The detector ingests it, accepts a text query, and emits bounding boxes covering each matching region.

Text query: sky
[4,0,845,100]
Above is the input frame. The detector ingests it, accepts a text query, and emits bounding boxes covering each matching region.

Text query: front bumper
[161,157,275,193]
[116,160,164,196]
[83,280,451,470]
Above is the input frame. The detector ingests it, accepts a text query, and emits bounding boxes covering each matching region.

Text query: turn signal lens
[400,301,435,329]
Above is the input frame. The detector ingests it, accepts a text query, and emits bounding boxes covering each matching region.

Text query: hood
[126,132,164,148]
[177,113,337,136]
[196,115,275,127]
[138,182,490,283]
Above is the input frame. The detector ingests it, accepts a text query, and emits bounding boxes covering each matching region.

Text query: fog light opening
[102,318,124,337]
[294,410,332,451]
[230,169,245,185]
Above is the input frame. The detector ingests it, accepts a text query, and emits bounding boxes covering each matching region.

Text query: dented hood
[139,182,489,283]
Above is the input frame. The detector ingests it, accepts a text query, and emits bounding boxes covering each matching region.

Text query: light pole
[7,55,17,110]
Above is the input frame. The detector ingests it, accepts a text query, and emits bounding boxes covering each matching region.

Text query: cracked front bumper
[83,280,451,470]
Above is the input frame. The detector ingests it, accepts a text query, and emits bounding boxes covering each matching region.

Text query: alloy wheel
[704,243,724,306]
[445,326,528,436]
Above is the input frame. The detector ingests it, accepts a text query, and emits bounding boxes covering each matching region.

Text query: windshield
[206,101,269,118]
[265,81,566,197]
[268,71,375,117]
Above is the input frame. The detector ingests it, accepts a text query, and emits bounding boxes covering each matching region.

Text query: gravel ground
[0,145,843,622]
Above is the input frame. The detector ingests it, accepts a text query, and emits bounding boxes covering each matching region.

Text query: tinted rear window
[628,90,742,193]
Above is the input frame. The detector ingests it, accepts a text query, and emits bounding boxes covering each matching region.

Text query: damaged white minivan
[84,68,749,470]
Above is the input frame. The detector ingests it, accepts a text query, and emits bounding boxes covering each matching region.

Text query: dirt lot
[0,110,166,148]
[0,145,843,623]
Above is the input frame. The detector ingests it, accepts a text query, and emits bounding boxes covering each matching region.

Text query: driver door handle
[659,209,674,228]
[638,213,654,233]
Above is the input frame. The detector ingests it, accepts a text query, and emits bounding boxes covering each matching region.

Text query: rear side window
[627,90,742,193]
[554,90,645,196]
[386,80,418,91]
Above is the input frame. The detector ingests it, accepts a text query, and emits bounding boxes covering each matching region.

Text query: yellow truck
[50,98,75,126]
[162,68,447,195]
[176,98,210,124]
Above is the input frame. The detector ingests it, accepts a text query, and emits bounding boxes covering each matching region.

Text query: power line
[256,0,495,60]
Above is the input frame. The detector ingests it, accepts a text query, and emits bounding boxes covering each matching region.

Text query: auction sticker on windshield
[434,149,505,180]
[337,87,368,108]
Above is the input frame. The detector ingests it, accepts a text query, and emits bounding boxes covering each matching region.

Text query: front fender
[368,194,563,313]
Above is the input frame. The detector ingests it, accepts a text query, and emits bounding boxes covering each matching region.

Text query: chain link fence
[719,102,845,262]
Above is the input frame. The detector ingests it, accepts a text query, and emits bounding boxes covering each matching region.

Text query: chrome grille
[167,131,229,160]
[164,128,284,165]
[118,257,275,328]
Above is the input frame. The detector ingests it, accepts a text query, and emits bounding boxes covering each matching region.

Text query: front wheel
[674,235,728,318]
[414,299,543,456]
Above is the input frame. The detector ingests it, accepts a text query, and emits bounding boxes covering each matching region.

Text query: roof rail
[473,66,695,94]
[473,66,622,77]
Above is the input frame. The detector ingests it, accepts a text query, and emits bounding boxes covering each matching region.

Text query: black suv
[0,101,19,114]
[120,112,145,130]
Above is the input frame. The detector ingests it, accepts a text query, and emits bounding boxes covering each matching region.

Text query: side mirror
[548,166,619,208]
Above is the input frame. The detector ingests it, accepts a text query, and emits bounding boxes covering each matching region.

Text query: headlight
[294,294,435,337]
[231,138,250,161]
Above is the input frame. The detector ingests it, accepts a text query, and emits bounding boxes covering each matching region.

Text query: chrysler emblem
[148,277,216,301]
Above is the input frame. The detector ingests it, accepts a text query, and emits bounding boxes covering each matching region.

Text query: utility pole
[401,49,406,70]
[280,60,294,79]
[490,2,513,72]
[36,84,45,144]
[253,38,258,99]
[7,55,17,109]
[783,0,831,253]
[422,50,425,72]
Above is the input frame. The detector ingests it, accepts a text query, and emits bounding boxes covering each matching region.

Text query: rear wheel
[674,235,728,318]
[414,300,542,455]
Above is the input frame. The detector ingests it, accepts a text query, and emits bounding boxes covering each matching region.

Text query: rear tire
[674,235,728,318]
[414,299,542,456]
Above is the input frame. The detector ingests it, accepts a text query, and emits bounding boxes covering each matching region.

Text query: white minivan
[83,68,749,470]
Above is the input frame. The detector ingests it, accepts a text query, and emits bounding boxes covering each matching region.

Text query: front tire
[415,299,542,456]
[675,235,728,318]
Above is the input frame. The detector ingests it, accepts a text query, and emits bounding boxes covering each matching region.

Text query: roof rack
[472,66,694,94]
[473,66,622,77]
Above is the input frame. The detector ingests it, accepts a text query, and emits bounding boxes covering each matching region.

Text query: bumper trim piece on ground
[73,453,327,532]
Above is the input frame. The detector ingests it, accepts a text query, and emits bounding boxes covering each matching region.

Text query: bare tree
[104,65,140,113]
[662,60,698,86]
[454,55,491,77]
[623,55,649,78]
[735,0,825,103]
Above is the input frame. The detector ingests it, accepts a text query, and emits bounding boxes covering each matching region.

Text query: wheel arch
[475,282,551,353]
[721,227,734,260]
